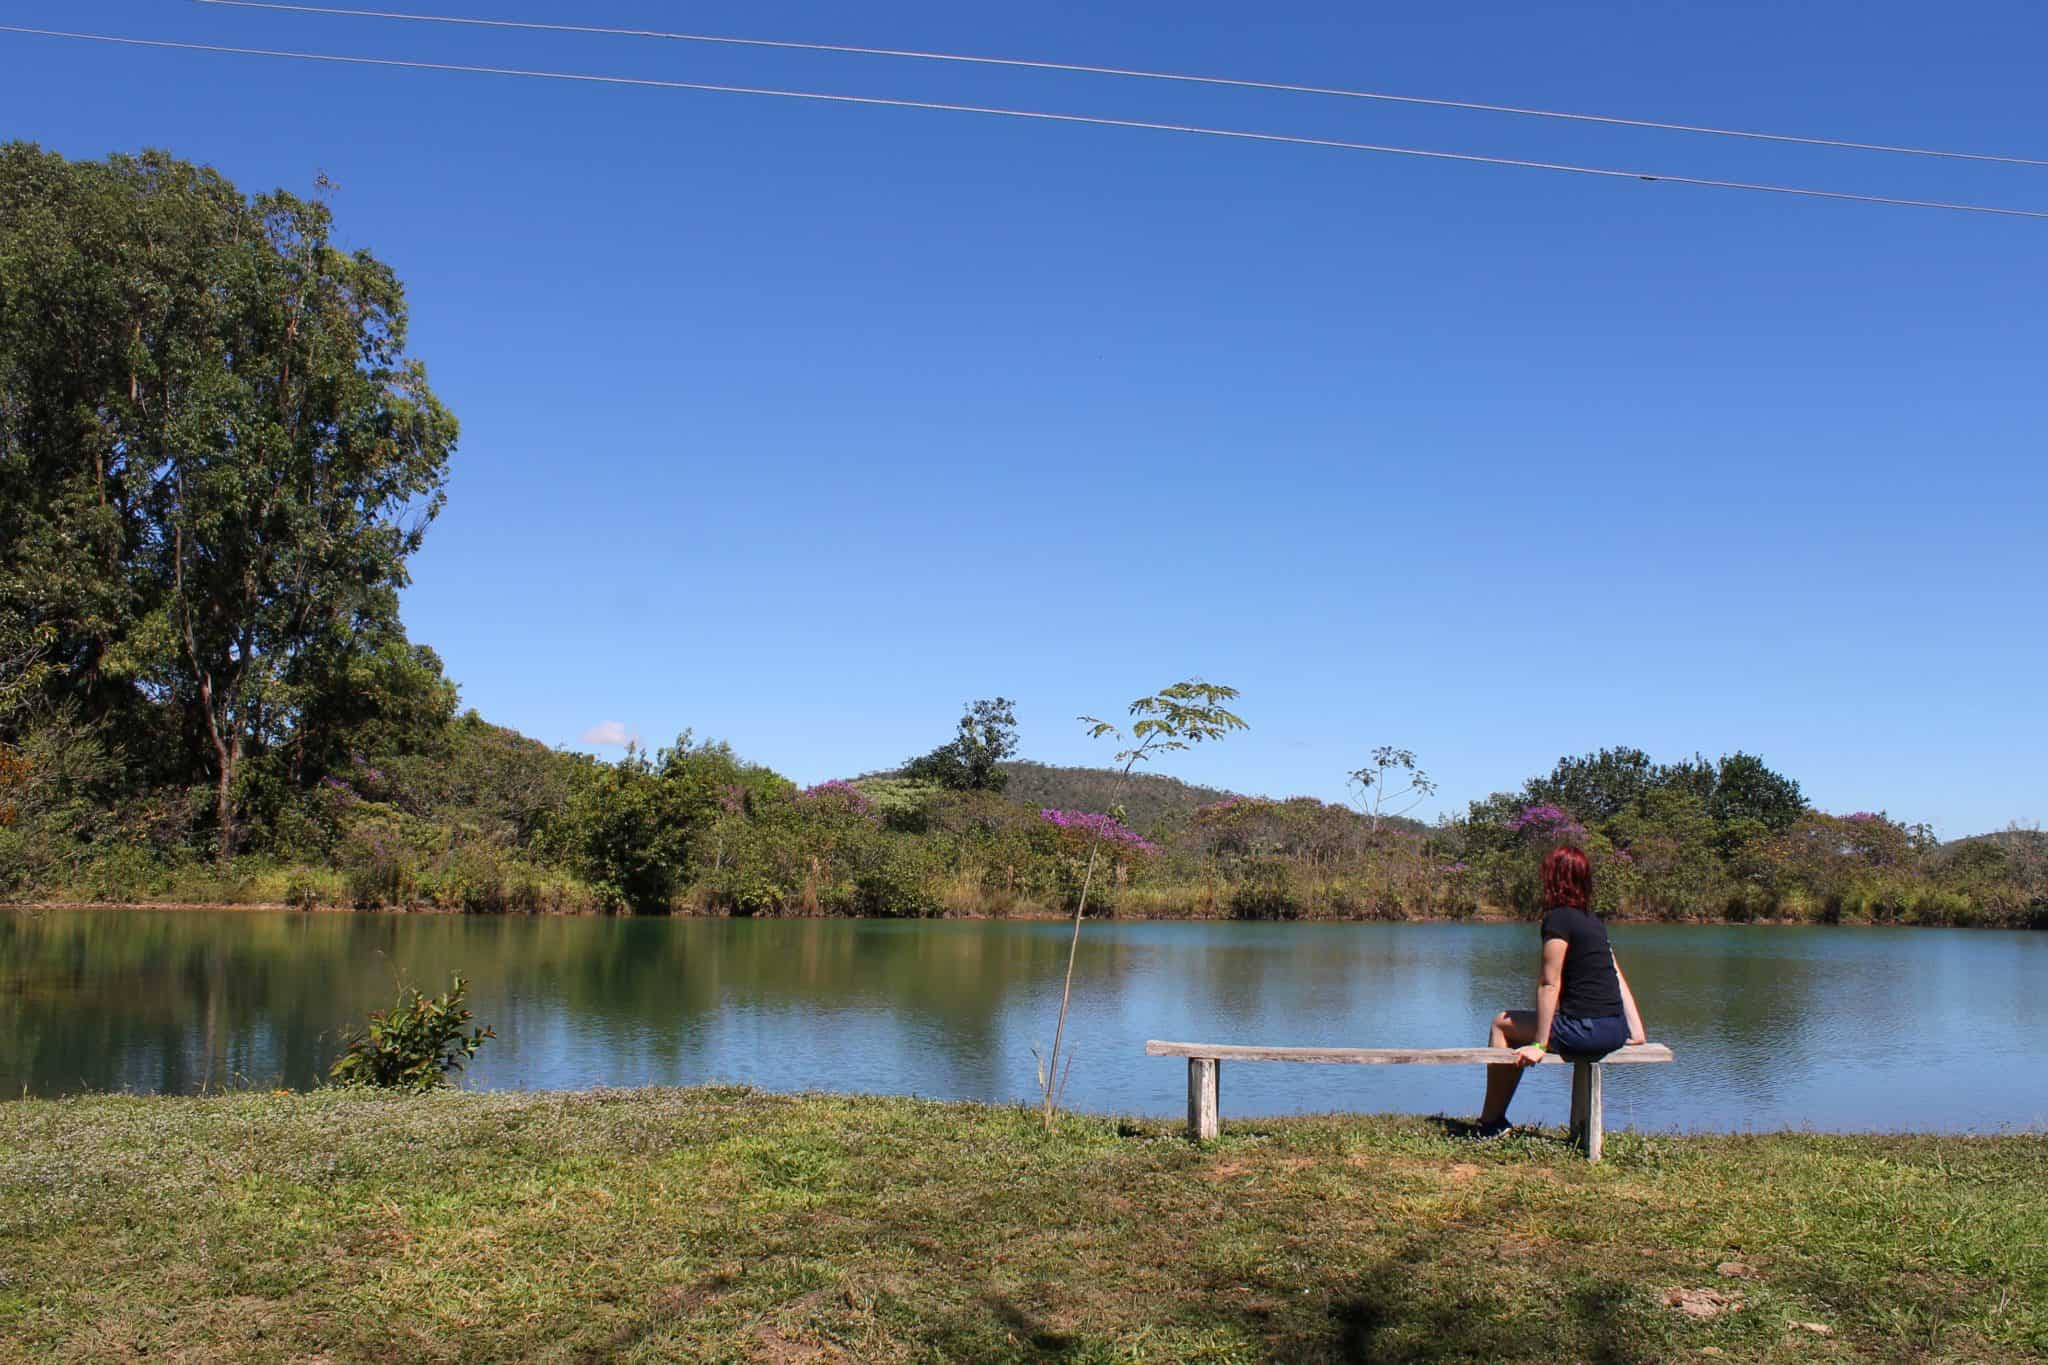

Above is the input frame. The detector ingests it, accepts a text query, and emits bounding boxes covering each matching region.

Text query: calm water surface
[4,909,2043,1133]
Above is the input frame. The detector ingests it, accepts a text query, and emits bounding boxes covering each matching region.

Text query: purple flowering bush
[1509,804,1588,843]
[797,779,877,821]
[1033,809,1158,912]
[1038,808,1156,852]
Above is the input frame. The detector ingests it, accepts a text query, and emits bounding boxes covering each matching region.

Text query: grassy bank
[1,1089,2041,1362]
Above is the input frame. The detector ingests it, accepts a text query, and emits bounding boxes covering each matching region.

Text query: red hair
[1541,845,1593,910]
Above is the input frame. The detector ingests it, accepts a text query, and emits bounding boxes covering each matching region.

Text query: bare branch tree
[1349,746,1436,834]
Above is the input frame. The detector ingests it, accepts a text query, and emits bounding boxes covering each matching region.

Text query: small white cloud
[580,720,638,748]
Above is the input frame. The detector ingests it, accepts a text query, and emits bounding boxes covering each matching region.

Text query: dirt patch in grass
[1667,1287,1744,1319]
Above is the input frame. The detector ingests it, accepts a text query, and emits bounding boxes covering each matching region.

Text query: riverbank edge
[5,896,2040,930]
[0,1086,2041,1362]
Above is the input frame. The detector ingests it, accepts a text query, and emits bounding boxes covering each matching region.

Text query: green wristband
[1530,1042,1548,1052]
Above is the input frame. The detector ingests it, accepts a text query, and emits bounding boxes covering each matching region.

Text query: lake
[3,909,2043,1133]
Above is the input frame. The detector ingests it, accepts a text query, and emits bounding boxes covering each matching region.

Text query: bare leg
[1478,1009,1537,1125]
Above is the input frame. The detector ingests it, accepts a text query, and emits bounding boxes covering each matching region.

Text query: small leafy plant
[329,975,495,1091]
[1038,679,1246,1128]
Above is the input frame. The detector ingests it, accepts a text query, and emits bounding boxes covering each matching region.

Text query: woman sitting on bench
[1476,845,1646,1137]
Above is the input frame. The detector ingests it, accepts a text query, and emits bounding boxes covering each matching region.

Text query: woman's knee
[1492,1009,1535,1044]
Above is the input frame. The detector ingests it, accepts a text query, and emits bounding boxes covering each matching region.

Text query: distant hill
[858,759,1426,840]
[995,761,1239,836]
[1944,827,2047,853]
[1939,827,2047,874]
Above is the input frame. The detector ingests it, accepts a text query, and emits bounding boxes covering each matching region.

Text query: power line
[7,25,2046,220]
[193,0,2048,169]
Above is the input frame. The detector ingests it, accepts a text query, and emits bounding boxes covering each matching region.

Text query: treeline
[1448,747,2044,927]
[6,690,2044,929]
[2,146,2042,928]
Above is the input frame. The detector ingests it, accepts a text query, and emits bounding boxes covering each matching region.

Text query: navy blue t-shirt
[1540,904,1623,1018]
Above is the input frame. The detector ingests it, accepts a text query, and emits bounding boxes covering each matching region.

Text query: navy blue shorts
[1549,1013,1630,1057]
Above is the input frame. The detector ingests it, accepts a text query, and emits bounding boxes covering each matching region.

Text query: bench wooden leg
[1569,1062,1604,1162]
[1188,1057,1220,1141]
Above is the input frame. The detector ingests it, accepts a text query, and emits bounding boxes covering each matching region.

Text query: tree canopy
[903,697,1019,793]
[0,144,458,854]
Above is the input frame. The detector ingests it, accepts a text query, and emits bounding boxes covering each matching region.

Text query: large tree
[903,697,1018,792]
[0,145,458,854]
[1524,746,1659,824]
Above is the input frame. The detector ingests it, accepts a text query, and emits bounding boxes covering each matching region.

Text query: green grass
[1,1090,2042,1362]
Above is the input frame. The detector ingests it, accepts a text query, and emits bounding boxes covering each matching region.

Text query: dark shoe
[1471,1118,1513,1140]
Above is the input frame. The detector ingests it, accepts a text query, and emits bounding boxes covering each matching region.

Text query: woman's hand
[1513,1045,1547,1067]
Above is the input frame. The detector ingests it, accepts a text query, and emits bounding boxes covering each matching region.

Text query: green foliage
[0,615,52,729]
[4,709,120,842]
[556,746,687,911]
[9,714,2034,929]
[1705,751,1808,831]
[328,975,494,1091]
[431,711,579,850]
[851,776,943,833]
[550,733,792,912]
[0,143,458,857]
[1602,789,1724,916]
[1190,795,1369,868]
[1524,746,1660,823]
[850,840,944,917]
[901,697,1018,792]
[1417,746,2048,926]
[338,819,418,908]
[1518,746,1806,836]
[1082,679,1248,765]
[1227,859,1304,920]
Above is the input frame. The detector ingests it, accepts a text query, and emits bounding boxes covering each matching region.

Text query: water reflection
[3,910,2043,1133]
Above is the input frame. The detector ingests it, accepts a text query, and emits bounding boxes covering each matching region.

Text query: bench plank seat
[1145,1039,1673,1160]
[1145,1041,1673,1065]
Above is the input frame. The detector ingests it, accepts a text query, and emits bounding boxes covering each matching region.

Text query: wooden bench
[1145,1040,1675,1161]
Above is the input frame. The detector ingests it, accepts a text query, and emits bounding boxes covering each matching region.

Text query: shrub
[851,840,943,917]
[416,844,533,913]
[1229,860,1303,920]
[75,844,169,901]
[283,868,341,909]
[343,835,415,908]
[0,826,30,895]
[855,777,943,833]
[329,975,494,1091]
[557,752,682,911]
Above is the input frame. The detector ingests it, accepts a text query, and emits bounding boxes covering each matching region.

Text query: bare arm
[1517,938,1568,1065]
[1615,956,1647,1044]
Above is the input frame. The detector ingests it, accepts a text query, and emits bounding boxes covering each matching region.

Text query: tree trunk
[213,732,238,861]
[194,665,238,861]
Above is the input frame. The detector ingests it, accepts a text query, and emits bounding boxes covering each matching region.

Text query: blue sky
[5,1,2043,835]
